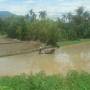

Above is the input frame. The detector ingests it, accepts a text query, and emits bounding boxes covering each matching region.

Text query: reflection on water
[55,52,71,63]
[0,43,90,76]
[81,52,90,60]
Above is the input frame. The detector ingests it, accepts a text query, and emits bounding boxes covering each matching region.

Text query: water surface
[0,43,90,76]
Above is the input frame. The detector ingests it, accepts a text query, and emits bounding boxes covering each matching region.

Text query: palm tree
[39,11,47,20]
[29,9,34,16]
[76,6,84,16]
[62,14,68,22]
[67,12,72,23]
[29,9,36,21]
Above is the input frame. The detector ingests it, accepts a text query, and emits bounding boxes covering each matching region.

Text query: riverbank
[0,71,90,90]
[58,39,90,47]
[57,39,90,47]
[0,36,88,58]
[0,36,43,57]
[0,37,90,57]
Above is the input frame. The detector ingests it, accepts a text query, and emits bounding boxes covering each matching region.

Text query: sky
[0,0,90,17]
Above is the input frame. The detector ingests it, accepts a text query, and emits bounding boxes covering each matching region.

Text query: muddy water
[0,43,90,76]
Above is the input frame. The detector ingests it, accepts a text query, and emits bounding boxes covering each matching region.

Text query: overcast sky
[0,0,90,17]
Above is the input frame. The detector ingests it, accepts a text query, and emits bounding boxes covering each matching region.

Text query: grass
[0,71,90,90]
[58,39,90,47]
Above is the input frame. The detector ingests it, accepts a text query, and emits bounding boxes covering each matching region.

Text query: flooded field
[0,42,90,76]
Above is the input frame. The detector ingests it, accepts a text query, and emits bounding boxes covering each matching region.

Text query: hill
[0,11,14,17]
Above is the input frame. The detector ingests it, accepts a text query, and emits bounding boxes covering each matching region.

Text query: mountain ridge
[0,11,14,17]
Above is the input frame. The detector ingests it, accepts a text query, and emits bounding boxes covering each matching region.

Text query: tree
[0,18,3,33]
[39,11,47,20]
[67,12,73,23]
[76,7,84,16]
[29,9,36,22]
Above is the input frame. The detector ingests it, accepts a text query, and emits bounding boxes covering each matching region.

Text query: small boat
[39,48,55,54]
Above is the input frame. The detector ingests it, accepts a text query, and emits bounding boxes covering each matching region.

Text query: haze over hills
[0,11,66,18]
[0,11,15,17]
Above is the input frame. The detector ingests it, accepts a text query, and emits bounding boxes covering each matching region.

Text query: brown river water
[0,43,90,76]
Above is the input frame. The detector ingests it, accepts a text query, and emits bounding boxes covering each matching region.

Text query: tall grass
[0,71,90,90]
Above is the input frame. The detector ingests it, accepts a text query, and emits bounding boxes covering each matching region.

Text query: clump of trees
[0,7,90,46]
[59,7,90,40]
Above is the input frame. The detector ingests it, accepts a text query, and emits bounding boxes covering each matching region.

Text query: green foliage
[0,7,90,46]
[0,86,12,90]
[66,71,90,90]
[0,71,90,90]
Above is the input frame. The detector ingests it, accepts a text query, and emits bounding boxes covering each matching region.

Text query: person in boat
[39,47,42,54]
[39,47,55,54]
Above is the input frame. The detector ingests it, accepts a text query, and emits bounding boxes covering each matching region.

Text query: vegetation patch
[58,39,90,47]
[0,71,90,90]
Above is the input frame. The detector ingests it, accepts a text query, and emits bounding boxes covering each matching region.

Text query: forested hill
[0,11,14,17]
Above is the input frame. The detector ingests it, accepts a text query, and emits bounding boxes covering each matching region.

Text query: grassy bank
[0,71,90,90]
[58,39,90,47]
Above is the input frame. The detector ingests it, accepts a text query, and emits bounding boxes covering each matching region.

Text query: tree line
[0,7,90,46]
